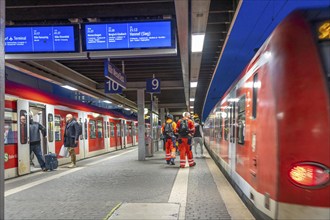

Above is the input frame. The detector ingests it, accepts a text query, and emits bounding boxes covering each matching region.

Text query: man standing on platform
[193,118,204,158]
[64,114,80,168]
[161,114,177,165]
[177,112,196,168]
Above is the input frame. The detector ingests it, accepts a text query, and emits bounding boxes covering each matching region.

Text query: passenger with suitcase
[28,112,48,171]
[64,114,80,168]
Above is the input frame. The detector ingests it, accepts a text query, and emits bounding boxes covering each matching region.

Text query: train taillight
[289,162,330,188]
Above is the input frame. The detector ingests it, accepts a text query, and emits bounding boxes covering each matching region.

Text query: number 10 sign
[146,78,161,93]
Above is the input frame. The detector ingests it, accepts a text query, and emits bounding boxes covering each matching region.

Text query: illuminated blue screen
[5,25,77,53]
[83,20,173,51]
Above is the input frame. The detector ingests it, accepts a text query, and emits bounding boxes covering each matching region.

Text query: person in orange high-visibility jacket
[161,114,177,165]
[176,112,196,168]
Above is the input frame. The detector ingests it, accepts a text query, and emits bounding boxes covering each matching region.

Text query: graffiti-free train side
[203,8,329,219]
[4,80,139,179]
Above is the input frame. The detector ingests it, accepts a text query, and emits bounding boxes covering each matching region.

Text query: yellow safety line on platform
[103,202,123,220]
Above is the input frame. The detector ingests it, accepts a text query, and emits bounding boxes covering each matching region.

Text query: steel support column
[0,0,5,218]
[137,89,146,161]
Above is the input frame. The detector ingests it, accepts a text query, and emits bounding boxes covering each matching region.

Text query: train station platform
[4,146,254,220]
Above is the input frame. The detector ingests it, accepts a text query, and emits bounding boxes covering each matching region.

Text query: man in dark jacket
[29,112,47,171]
[64,114,80,168]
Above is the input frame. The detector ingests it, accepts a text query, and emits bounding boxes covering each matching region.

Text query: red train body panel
[3,80,138,179]
[204,9,330,219]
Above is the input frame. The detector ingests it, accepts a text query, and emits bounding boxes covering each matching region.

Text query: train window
[19,110,27,144]
[104,121,107,138]
[237,95,246,145]
[47,114,54,142]
[84,119,87,140]
[4,111,18,145]
[132,124,136,136]
[252,73,259,119]
[97,120,103,138]
[54,115,61,141]
[78,118,83,140]
[220,113,223,140]
[89,120,96,139]
[110,123,115,137]
[116,124,121,137]
[107,121,110,138]
[224,108,229,141]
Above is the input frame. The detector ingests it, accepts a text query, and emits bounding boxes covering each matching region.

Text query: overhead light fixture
[144,108,148,115]
[190,82,198,88]
[62,85,77,91]
[118,104,123,107]
[124,108,130,111]
[191,33,205,52]
[190,98,195,101]
[190,106,194,109]
[103,100,112,104]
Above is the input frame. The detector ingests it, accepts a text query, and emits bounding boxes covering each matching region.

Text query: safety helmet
[166,114,173,119]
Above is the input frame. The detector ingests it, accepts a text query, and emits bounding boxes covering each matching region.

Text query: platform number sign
[146,78,161,93]
[105,80,123,94]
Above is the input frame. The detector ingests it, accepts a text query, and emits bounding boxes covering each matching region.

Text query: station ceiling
[5,0,238,119]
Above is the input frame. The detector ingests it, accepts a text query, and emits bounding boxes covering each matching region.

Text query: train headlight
[289,162,330,188]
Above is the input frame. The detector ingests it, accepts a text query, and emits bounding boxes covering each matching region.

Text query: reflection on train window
[97,120,103,138]
[237,95,246,145]
[19,110,27,144]
[116,124,121,137]
[48,114,54,142]
[110,122,115,137]
[89,120,96,139]
[104,121,107,138]
[224,108,229,141]
[252,73,259,119]
[107,121,110,138]
[220,113,223,140]
[4,111,18,145]
[125,124,128,136]
[132,124,136,136]
[79,118,83,140]
[54,115,61,141]
[84,119,87,139]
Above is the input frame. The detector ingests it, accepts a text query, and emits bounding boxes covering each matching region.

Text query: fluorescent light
[191,34,205,52]
[124,108,130,111]
[103,100,112,104]
[190,98,195,101]
[190,82,198,88]
[61,85,77,91]
[190,106,194,109]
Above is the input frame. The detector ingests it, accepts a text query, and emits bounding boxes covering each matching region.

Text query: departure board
[5,25,78,53]
[82,20,174,51]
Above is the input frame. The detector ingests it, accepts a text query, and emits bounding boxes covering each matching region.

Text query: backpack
[164,122,174,138]
[178,119,189,136]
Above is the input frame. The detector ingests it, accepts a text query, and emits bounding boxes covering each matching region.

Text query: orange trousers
[165,138,176,162]
[178,138,195,168]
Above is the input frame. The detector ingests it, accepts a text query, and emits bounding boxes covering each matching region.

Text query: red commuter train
[4,80,138,179]
[204,9,329,219]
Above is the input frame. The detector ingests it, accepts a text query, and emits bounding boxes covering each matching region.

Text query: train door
[132,123,136,145]
[115,122,121,149]
[228,91,237,173]
[103,116,110,151]
[126,121,132,147]
[17,100,53,175]
[78,112,87,159]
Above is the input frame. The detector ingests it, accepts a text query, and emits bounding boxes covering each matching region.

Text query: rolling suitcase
[44,152,58,171]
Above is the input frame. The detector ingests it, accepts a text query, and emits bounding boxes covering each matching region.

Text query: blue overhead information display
[5,25,78,53]
[83,20,174,51]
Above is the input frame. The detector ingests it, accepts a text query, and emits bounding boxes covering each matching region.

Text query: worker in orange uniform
[176,112,196,168]
[161,114,177,165]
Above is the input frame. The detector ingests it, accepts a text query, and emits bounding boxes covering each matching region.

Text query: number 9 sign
[146,78,161,93]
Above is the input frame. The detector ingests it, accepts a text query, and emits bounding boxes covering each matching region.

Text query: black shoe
[170,161,175,165]
[190,162,196,167]
[42,167,48,172]
[166,160,170,164]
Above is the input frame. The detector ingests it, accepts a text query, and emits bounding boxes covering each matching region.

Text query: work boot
[189,162,196,167]
[166,160,170,165]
